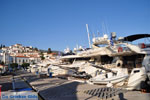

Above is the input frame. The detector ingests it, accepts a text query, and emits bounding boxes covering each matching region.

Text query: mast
[86,24,91,48]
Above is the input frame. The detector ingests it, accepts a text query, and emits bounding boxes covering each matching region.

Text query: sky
[0,0,150,51]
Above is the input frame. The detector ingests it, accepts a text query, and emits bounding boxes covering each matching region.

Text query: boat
[61,32,150,90]
[90,68,129,84]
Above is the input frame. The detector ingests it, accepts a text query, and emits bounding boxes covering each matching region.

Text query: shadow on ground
[38,81,80,100]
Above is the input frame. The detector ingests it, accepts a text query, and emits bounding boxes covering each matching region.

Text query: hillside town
[0,44,58,74]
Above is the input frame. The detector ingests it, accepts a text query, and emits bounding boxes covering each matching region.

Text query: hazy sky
[0,0,150,51]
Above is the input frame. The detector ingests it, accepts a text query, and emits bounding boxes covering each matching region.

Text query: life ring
[118,47,123,52]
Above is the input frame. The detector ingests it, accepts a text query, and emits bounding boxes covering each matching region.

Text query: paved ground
[0,75,12,92]
[17,70,150,100]
[0,75,13,100]
[112,91,150,100]
[1,70,150,100]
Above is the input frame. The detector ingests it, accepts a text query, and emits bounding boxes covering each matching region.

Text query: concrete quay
[0,75,13,92]
[15,70,150,100]
[1,70,149,100]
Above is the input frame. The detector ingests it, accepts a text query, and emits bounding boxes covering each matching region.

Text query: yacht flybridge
[61,33,150,90]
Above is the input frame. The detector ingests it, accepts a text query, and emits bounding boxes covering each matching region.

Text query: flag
[110,35,114,46]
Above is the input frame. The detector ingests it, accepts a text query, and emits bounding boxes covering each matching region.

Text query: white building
[0,50,13,65]
[0,64,8,74]
[43,52,58,59]
[12,56,41,65]
[0,43,42,65]
[13,56,30,65]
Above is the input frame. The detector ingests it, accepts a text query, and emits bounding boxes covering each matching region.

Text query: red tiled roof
[48,53,58,55]
[16,56,29,58]
[0,65,7,67]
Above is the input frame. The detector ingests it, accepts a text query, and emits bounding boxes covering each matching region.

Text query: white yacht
[61,33,150,90]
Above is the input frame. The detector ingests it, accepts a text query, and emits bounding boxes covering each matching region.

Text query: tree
[47,48,52,53]
[34,47,38,51]
[22,63,30,69]
[41,55,45,60]
[0,68,2,74]
[40,52,45,60]
[0,61,4,65]
[3,45,5,48]
[0,44,2,49]
[10,63,18,70]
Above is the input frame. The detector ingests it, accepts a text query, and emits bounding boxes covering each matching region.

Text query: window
[134,70,140,73]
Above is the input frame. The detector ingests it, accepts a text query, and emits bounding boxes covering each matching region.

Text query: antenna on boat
[93,33,95,38]
[102,21,109,36]
[86,24,91,48]
[105,21,109,35]
[97,30,100,36]
[102,22,105,36]
[76,44,79,50]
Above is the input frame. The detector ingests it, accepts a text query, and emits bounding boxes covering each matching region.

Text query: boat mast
[86,24,91,48]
